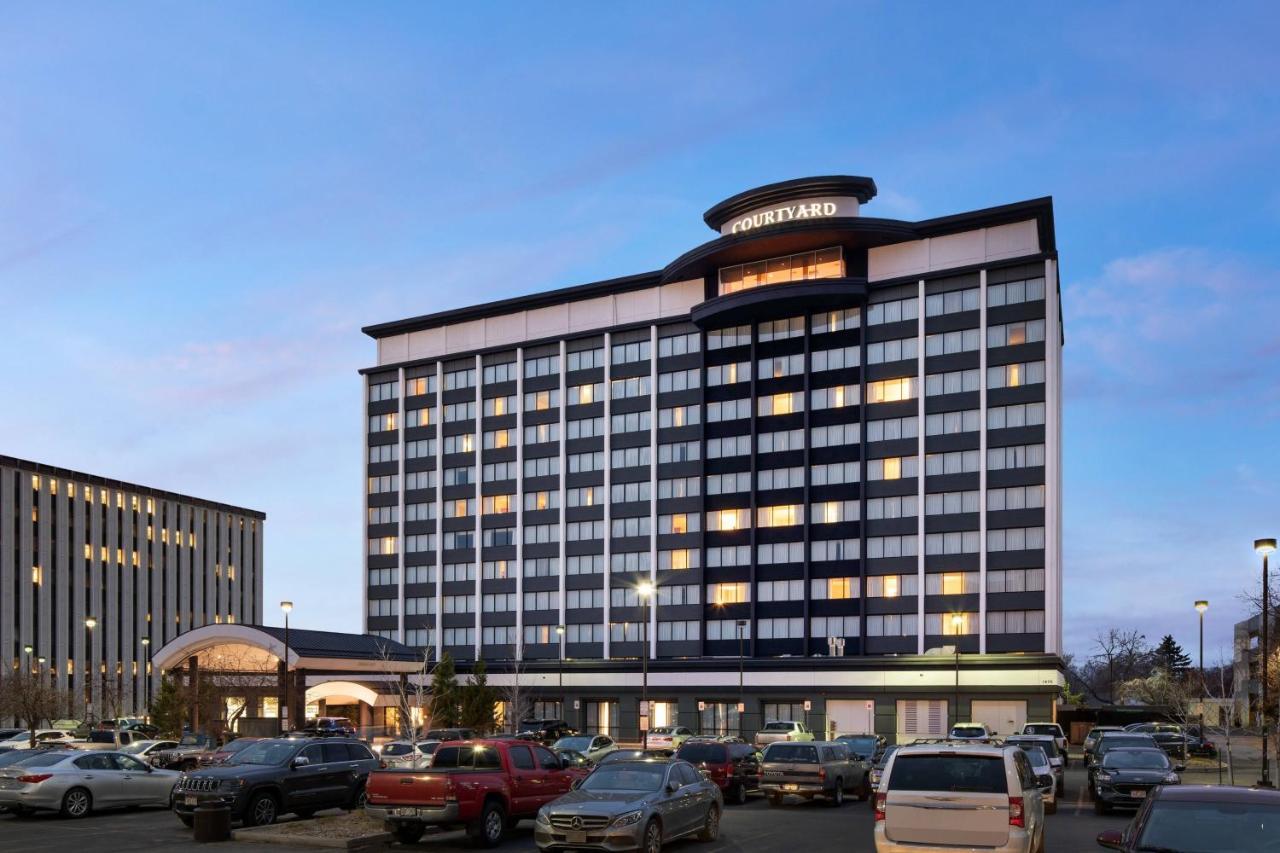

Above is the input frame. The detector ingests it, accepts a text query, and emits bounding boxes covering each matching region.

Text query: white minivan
[873,743,1049,853]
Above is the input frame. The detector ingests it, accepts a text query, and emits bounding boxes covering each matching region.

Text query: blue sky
[2,2,1277,662]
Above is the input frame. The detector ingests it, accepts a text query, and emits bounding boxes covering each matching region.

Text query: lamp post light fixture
[85,617,97,720]
[637,581,655,745]
[1256,538,1276,788]
[555,625,566,715]
[22,644,33,674]
[280,601,294,734]
[141,637,152,719]
[952,614,965,726]
[736,619,748,736]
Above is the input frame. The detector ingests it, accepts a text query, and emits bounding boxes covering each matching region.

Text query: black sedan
[1093,748,1181,814]
[1097,784,1280,852]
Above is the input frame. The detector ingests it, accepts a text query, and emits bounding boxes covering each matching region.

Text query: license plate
[566,831,587,844]
[1132,790,1146,799]
[395,807,420,816]
[185,795,198,806]
[783,784,798,792]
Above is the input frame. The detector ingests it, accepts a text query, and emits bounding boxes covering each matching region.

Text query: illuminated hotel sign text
[722,196,859,236]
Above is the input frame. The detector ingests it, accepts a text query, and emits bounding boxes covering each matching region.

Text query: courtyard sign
[722,195,860,235]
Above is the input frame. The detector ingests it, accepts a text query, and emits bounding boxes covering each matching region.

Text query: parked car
[1013,744,1057,814]
[423,727,475,742]
[948,722,996,742]
[753,720,815,748]
[1087,733,1160,795]
[379,739,441,769]
[1093,748,1181,814]
[119,739,180,760]
[0,729,25,742]
[1005,735,1065,796]
[367,739,585,847]
[303,717,356,738]
[760,741,868,807]
[596,749,672,765]
[0,729,78,750]
[0,749,180,817]
[78,729,155,750]
[173,736,376,827]
[552,734,618,763]
[200,736,263,766]
[1096,784,1280,852]
[1149,730,1218,758]
[1018,723,1069,765]
[873,743,1049,853]
[150,733,217,770]
[534,758,723,852]
[676,738,762,805]
[836,733,887,762]
[1083,726,1126,760]
[520,719,577,745]
[867,745,900,810]
[554,749,594,770]
[643,726,695,753]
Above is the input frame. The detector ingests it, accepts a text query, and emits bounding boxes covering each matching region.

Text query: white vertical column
[602,333,613,659]
[363,378,372,637]
[557,341,568,659]
[1044,259,1063,655]
[434,362,445,663]
[397,368,407,642]
[978,271,989,654]
[915,280,926,655]
[515,349,525,659]
[648,325,659,659]
[474,354,484,661]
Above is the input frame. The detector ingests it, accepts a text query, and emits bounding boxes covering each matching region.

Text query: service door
[970,700,1027,737]
[825,699,876,738]
[895,699,948,744]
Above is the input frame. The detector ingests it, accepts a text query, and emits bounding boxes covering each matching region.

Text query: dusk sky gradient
[3,2,1278,664]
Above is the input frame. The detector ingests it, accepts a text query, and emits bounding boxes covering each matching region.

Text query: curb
[231,826,392,851]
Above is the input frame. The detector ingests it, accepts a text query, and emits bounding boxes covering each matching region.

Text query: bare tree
[1117,668,1195,763]
[201,646,281,733]
[0,671,72,747]
[1091,629,1153,701]
[377,643,435,749]
[498,656,535,734]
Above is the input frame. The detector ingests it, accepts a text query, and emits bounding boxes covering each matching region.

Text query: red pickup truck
[365,739,586,847]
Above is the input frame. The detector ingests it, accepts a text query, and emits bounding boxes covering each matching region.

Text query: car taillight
[379,760,387,769]
[1008,796,1025,828]
[818,767,826,782]
[874,793,886,821]
[17,774,53,783]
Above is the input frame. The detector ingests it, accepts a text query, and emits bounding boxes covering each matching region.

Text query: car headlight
[611,809,644,828]
[1096,773,1112,784]
[535,809,551,826]
[1163,773,1180,784]
[219,778,246,791]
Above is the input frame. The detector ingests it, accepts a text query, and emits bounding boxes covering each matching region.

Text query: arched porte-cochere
[152,624,421,738]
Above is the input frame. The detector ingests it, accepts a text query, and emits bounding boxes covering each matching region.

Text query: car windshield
[1023,725,1059,736]
[765,744,818,763]
[228,740,297,767]
[1018,746,1049,767]
[890,754,1008,793]
[677,743,728,764]
[581,763,666,792]
[222,739,256,753]
[839,736,878,755]
[1104,751,1170,770]
[761,722,793,731]
[1010,738,1058,757]
[554,737,593,751]
[1139,800,1280,852]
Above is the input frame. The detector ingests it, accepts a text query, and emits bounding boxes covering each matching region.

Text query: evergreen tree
[150,675,188,738]
[1153,635,1192,677]
[460,659,496,733]
[429,653,459,727]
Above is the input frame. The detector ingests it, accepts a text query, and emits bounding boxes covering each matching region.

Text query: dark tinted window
[431,746,499,768]
[675,763,700,786]
[349,743,375,761]
[534,747,561,770]
[888,754,1008,794]
[301,744,326,764]
[677,743,728,764]
[765,744,818,763]
[509,746,535,770]
[1140,800,1280,852]
[322,743,350,763]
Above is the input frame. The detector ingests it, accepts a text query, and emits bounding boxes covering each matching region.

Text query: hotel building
[360,176,1064,742]
[1,455,263,720]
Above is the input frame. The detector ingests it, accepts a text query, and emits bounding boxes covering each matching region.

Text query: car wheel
[1094,799,1109,815]
[643,819,663,853]
[345,784,367,811]
[245,792,279,827]
[470,800,506,848]
[767,793,782,808]
[828,781,844,807]
[730,782,747,806]
[178,814,194,828]
[392,823,425,844]
[60,787,92,819]
[697,805,720,842]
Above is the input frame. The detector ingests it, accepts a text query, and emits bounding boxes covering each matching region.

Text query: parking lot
[1,762,1135,853]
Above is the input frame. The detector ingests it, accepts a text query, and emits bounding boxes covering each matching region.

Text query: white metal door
[970,700,1027,737]
[826,699,876,738]
[895,699,947,744]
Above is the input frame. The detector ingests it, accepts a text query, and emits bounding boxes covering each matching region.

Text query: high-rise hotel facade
[361,177,1064,742]
[1,455,263,720]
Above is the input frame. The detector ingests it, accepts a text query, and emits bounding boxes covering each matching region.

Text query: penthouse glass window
[866,377,917,404]
[812,307,860,334]
[405,375,436,396]
[812,345,859,371]
[925,328,981,356]
[707,325,751,349]
[925,288,979,316]
[525,354,560,377]
[369,380,398,403]
[867,297,919,326]
[718,247,843,296]
[758,316,804,342]
[483,362,516,384]
[445,368,476,390]
[988,361,1046,389]
[658,332,700,357]
[988,319,1046,348]
[567,347,604,371]
[987,277,1046,307]
[612,340,650,364]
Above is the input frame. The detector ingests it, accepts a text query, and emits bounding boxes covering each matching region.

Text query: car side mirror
[1096,829,1125,850]
[291,756,310,769]
[1036,774,1053,789]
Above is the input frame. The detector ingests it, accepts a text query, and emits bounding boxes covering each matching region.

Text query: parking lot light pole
[141,636,152,719]
[637,581,655,746]
[736,619,747,736]
[952,614,965,726]
[555,625,565,715]
[85,617,98,721]
[1256,538,1276,788]
[280,601,293,734]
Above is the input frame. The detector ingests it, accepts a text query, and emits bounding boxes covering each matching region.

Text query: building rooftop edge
[0,454,267,520]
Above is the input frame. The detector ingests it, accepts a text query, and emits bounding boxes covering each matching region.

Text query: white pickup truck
[753,721,816,748]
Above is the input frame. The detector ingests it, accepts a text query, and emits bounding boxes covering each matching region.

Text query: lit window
[670,513,689,534]
[710,582,750,605]
[827,578,854,599]
[884,458,902,480]
[31,566,41,585]
[883,576,901,597]
[941,573,965,595]
[866,377,917,404]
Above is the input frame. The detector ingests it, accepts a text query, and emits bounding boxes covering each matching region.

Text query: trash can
[192,803,232,843]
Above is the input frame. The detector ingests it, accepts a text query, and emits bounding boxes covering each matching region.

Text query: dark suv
[676,738,763,805]
[172,736,378,827]
[303,717,356,737]
[518,719,576,745]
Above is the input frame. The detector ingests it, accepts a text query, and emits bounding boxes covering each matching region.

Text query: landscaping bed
[232,812,391,851]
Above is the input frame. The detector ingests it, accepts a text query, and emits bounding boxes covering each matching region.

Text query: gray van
[760,740,870,806]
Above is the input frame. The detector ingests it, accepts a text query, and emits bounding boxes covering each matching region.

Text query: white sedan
[0,750,180,817]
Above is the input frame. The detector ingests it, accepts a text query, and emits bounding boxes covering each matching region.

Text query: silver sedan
[0,750,180,817]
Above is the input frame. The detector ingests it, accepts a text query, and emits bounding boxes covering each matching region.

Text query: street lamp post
[141,637,152,719]
[952,614,965,726]
[637,582,654,746]
[736,619,747,737]
[280,601,293,734]
[555,625,566,717]
[1256,538,1276,788]
[85,617,98,721]
[23,644,33,674]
